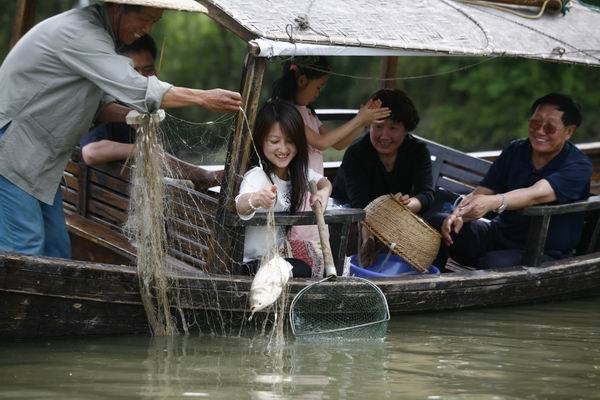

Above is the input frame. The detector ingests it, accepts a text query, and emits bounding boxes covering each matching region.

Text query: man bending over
[80,34,222,189]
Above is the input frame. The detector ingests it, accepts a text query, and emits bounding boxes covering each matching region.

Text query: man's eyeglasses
[528,119,564,135]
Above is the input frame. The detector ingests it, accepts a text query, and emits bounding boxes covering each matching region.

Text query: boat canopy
[199,0,600,65]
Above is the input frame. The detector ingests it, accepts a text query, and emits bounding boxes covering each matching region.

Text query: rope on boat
[457,0,571,18]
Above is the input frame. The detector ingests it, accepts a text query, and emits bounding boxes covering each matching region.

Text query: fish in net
[123,105,298,337]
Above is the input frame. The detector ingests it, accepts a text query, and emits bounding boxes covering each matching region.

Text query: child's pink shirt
[290,105,325,242]
[295,105,324,175]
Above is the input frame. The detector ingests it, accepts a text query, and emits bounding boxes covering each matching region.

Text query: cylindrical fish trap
[363,195,441,273]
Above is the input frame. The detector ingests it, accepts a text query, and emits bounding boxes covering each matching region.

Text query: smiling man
[434,93,592,269]
[0,0,241,259]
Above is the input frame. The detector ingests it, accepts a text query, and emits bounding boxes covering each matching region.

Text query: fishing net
[120,108,389,339]
[125,110,177,336]
[117,107,305,337]
[68,60,393,338]
[289,276,390,339]
[120,109,251,336]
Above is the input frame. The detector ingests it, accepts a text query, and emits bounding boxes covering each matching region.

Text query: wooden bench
[417,136,492,213]
[61,149,218,268]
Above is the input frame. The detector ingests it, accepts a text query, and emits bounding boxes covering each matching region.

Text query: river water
[1,298,598,399]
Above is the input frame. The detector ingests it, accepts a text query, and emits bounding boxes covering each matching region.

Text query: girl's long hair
[271,56,330,113]
[252,100,309,214]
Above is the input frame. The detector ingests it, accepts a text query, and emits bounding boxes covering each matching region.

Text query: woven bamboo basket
[363,194,441,273]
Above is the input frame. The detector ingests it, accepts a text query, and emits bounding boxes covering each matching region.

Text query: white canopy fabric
[200,0,600,65]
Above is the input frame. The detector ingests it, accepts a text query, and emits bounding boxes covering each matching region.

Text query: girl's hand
[310,191,329,210]
[356,99,391,126]
[253,185,277,209]
[310,177,331,211]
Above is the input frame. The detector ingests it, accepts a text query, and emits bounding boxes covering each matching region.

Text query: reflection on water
[1,298,599,399]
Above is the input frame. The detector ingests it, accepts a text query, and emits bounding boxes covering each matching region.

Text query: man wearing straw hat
[435,93,591,269]
[0,0,241,259]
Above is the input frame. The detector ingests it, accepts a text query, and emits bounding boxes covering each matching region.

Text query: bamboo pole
[10,0,37,48]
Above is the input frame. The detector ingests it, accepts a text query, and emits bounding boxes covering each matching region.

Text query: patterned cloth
[280,240,324,278]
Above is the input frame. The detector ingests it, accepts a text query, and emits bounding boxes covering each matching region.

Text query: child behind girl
[272,56,390,242]
[271,56,390,175]
[235,100,332,278]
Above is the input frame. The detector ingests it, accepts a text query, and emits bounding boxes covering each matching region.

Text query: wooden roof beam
[379,56,397,89]
[11,0,37,48]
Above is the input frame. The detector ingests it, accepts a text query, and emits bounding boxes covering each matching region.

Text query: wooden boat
[2,0,600,339]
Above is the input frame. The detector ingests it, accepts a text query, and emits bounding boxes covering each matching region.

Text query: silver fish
[249,255,293,318]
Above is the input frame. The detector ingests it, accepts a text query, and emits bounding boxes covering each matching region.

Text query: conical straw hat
[99,0,207,12]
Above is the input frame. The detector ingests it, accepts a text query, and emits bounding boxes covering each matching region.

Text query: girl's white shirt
[236,166,323,262]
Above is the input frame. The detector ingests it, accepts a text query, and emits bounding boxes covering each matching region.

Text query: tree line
[2,0,598,159]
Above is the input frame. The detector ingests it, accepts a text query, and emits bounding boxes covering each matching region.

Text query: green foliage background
[2,0,599,161]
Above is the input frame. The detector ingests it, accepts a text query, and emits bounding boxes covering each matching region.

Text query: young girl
[272,56,390,241]
[271,56,391,175]
[235,100,331,277]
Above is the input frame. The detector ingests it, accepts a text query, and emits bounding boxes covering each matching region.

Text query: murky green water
[1,299,599,399]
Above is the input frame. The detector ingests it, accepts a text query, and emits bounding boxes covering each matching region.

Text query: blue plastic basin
[349,254,439,278]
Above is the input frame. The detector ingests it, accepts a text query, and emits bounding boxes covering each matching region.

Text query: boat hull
[2,252,599,339]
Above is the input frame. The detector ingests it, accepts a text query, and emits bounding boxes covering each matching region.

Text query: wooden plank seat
[224,208,366,274]
[62,138,599,272]
[65,210,136,264]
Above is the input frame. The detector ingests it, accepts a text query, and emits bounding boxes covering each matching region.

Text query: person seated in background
[80,34,222,190]
[431,93,592,270]
[332,88,434,213]
[331,88,434,265]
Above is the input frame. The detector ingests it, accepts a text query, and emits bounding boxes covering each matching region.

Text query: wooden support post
[524,214,550,267]
[77,160,89,218]
[586,211,600,253]
[211,49,266,273]
[10,0,37,48]
[379,56,397,89]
